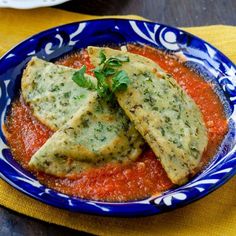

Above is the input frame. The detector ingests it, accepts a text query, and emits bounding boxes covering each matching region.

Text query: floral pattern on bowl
[0,19,235,216]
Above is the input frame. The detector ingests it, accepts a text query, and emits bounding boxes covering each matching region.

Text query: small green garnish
[106,58,122,67]
[95,51,130,96]
[94,70,111,99]
[103,67,116,76]
[72,65,96,90]
[72,51,130,102]
[112,55,129,62]
[99,50,106,65]
[112,70,130,92]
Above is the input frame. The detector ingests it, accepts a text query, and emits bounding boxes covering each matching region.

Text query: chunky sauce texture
[5,45,228,202]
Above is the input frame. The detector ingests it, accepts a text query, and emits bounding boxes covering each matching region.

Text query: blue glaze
[0,19,235,217]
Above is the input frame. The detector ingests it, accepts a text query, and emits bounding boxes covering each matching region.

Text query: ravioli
[29,95,143,176]
[25,57,144,177]
[22,57,95,131]
[88,46,208,185]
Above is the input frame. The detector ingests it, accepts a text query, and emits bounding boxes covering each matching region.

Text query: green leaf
[103,67,116,76]
[97,86,110,98]
[113,55,130,62]
[97,80,111,100]
[107,58,122,67]
[94,71,106,84]
[92,66,102,74]
[90,54,130,101]
[99,50,106,65]
[94,71,110,98]
[72,65,96,90]
[112,70,130,92]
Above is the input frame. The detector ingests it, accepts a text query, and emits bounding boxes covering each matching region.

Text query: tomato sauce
[5,45,228,202]
[127,45,228,168]
[5,96,53,168]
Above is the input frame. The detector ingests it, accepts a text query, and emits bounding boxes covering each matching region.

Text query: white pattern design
[130,21,159,46]
[69,23,87,46]
[130,21,181,50]
[0,20,235,214]
[128,20,236,207]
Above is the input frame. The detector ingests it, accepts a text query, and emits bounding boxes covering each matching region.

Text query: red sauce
[5,97,53,168]
[5,45,228,202]
[127,45,228,168]
[56,49,94,76]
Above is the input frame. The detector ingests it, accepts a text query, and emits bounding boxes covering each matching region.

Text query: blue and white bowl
[0,19,235,217]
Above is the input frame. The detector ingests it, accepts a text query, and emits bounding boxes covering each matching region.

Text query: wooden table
[0,0,235,235]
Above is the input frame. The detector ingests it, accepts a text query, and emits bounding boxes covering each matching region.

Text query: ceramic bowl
[0,19,235,216]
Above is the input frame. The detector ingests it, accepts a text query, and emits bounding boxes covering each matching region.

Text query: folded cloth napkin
[0,7,235,236]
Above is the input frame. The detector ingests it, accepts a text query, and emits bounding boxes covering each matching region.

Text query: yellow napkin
[0,8,236,236]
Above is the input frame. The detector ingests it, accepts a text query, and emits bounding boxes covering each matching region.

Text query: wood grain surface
[0,0,235,235]
[56,0,236,27]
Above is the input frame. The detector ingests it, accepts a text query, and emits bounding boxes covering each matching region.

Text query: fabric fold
[0,7,235,236]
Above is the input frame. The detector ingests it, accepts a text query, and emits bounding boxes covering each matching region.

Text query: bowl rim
[0,18,235,217]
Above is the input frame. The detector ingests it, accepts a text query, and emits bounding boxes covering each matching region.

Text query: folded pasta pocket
[22,57,95,131]
[25,57,144,176]
[88,46,208,185]
[29,96,143,176]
